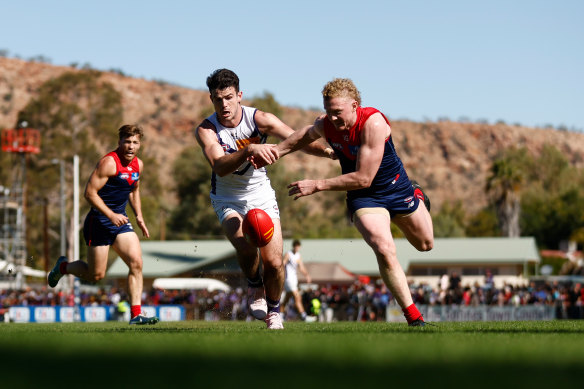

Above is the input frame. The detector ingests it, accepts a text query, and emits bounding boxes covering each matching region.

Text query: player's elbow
[356,175,374,189]
[214,168,229,177]
[83,190,93,202]
[89,270,106,283]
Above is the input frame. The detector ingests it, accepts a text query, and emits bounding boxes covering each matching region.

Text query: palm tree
[486,148,529,237]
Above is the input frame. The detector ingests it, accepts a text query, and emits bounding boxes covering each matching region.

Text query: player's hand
[248,155,266,169]
[247,144,279,168]
[324,147,337,160]
[288,180,318,200]
[136,218,150,238]
[109,213,129,227]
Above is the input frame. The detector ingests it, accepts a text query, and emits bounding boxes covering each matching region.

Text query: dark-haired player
[281,239,315,322]
[48,124,158,325]
[195,69,333,329]
[260,78,433,326]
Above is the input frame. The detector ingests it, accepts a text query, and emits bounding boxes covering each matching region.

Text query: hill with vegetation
[1,57,584,265]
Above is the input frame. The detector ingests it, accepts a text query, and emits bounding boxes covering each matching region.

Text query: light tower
[0,122,41,288]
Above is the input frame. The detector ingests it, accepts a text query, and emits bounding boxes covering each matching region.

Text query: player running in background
[195,69,333,329]
[255,78,434,326]
[281,239,316,322]
[47,124,158,325]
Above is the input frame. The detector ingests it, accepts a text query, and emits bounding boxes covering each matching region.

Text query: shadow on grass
[0,344,581,389]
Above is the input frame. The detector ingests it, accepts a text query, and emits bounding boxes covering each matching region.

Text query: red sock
[131,305,141,318]
[59,262,68,274]
[402,304,423,324]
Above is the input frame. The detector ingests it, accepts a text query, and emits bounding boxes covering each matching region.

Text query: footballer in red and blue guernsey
[260,78,434,326]
[47,124,158,325]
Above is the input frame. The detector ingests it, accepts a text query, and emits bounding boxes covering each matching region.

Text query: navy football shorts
[83,211,134,246]
[347,183,420,218]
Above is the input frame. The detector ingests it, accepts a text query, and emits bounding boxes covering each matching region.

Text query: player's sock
[266,297,280,313]
[402,304,423,324]
[131,305,141,318]
[300,312,307,320]
[59,262,68,275]
[247,271,264,288]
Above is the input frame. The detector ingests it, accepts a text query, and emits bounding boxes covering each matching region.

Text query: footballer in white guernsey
[282,240,315,322]
[195,69,334,329]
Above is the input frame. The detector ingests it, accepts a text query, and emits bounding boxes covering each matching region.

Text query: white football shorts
[211,189,280,224]
[284,276,299,293]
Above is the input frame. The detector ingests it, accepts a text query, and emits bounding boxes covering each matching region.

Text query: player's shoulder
[195,118,218,142]
[100,152,117,165]
[313,114,327,129]
[196,118,216,132]
[95,153,118,176]
[362,111,389,131]
[253,108,280,127]
[136,157,144,171]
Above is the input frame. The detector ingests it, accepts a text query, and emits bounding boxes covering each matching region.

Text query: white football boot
[248,287,267,320]
[265,311,284,330]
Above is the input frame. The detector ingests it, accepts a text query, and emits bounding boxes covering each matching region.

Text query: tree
[465,207,500,237]
[433,201,466,238]
[167,146,222,239]
[250,92,282,118]
[519,145,584,248]
[486,148,530,237]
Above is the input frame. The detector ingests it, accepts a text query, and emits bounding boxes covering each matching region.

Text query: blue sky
[1,0,582,130]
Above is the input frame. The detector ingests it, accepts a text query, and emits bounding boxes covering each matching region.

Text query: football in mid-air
[242,208,274,247]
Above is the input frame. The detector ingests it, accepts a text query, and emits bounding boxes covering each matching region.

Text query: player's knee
[415,237,433,252]
[128,258,143,274]
[237,246,258,263]
[369,238,396,259]
[263,255,283,271]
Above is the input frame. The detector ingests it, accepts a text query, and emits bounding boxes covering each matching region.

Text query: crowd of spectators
[1,274,583,321]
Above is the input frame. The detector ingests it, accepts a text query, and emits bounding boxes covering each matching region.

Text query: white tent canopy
[152,277,231,292]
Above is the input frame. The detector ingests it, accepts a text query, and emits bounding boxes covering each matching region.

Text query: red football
[242,208,274,247]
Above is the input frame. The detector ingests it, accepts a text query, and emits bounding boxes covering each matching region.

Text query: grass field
[1,320,583,388]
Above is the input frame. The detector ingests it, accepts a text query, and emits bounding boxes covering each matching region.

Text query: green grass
[1,320,583,388]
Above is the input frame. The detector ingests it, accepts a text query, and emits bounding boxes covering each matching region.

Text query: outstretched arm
[288,113,388,199]
[195,119,279,177]
[274,116,329,159]
[252,112,335,166]
[128,159,149,238]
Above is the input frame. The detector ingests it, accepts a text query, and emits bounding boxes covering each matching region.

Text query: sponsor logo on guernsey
[131,172,139,181]
[404,196,413,203]
[235,136,261,150]
[119,173,130,180]
[332,142,343,150]
[408,201,415,208]
[348,145,359,155]
[343,135,349,142]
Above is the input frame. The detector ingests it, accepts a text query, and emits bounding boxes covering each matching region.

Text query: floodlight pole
[73,155,79,263]
[73,154,81,321]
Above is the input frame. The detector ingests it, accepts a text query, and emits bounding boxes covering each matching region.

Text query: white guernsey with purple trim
[206,105,279,223]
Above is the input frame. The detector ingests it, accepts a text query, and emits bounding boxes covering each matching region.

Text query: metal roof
[107,237,540,278]
[107,240,235,277]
